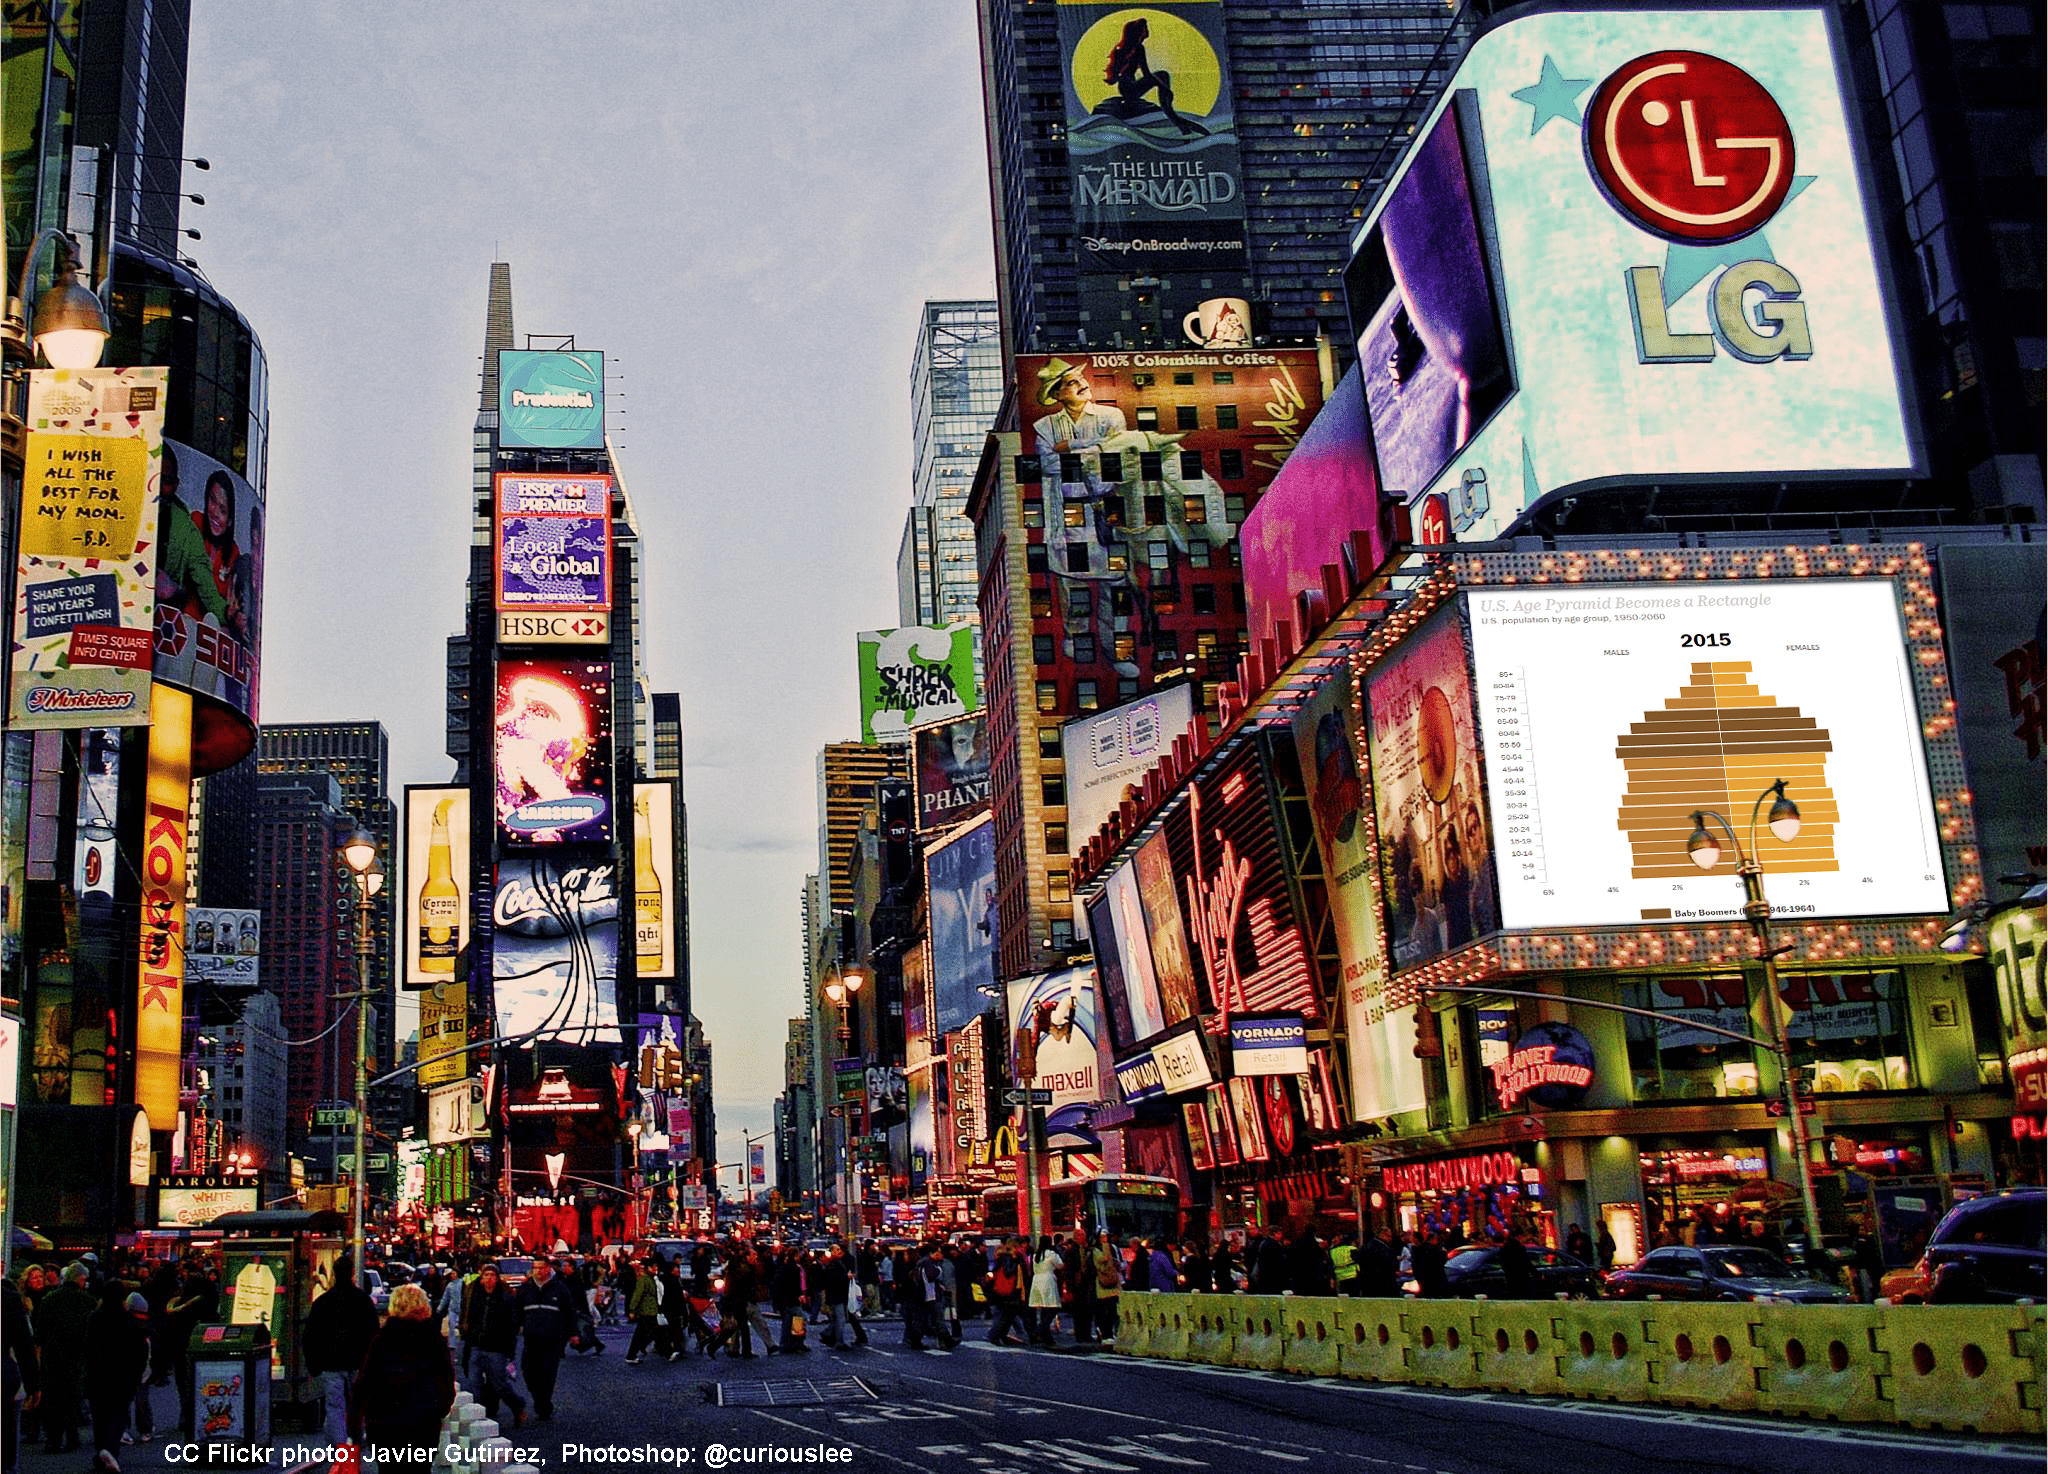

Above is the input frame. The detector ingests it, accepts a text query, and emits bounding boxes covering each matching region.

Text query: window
[1068,588,1093,617]
[1152,585,1179,614]
[1036,681,1060,713]
[1026,543,1049,573]
[1060,452,1084,482]
[1118,677,1139,701]
[1015,455,1042,484]
[1219,449,1245,478]
[1148,540,1171,570]
[1189,542,1211,568]
[1183,494,1208,524]
[1072,633,1096,663]
[1042,775,1067,805]
[1064,503,1086,527]
[1100,452,1123,481]
[1076,680,1100,712]
[1034,634,1056,664]
[1113,633,1137,663]
[1047,870,1073,905]
[1176,405,1200,430]
[1140,451,1163,479]
[1112,587,1135,615]
[1044,822,1068,852]
[1132,404,1161,432]
[1215,403,1239,429]
[1023,501,1044,528]
[1030,588,1054,619]
[1039,725,1062,758]
[1179,450,1204,479]
[1067,542,1091,573]
[1143,494,1166,524]
[1225,495,1246,521]
[1212,371,1234,385]
[1050,919,1075,951]
[1153,632,1179,662]
[1193,584,1216,614]
[1172,371,1195,386]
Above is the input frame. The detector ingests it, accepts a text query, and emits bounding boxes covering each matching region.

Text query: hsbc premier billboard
[1343,5,1917,541]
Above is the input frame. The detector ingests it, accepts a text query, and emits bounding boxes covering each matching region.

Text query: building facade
[900,301,1005,632]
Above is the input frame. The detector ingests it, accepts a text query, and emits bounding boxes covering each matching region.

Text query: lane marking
[741,1406,926,1471]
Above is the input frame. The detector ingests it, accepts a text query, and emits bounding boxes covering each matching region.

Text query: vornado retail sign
[1341,4,1917,545]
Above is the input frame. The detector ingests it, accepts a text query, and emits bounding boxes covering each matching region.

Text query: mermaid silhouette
[1101,18,1208,137]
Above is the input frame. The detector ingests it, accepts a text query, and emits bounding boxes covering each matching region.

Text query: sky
[184,3,998,1172]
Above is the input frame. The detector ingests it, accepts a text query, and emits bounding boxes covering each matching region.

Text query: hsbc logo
[498,611,611,646]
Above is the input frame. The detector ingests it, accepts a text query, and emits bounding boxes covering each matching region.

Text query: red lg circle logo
[1585,51,1795,243]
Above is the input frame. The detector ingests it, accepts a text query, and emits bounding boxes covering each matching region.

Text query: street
[22,1309,2028,1474]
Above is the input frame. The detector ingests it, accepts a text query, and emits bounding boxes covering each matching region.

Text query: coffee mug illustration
[1183,296,1251,348]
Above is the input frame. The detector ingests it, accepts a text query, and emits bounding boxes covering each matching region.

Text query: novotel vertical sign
[498,350,605,451]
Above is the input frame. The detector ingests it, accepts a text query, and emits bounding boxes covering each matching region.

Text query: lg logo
[1587,51,1812,365]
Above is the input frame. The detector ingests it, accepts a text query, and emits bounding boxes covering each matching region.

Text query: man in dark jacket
[985,1239,1027,1347]
[1250,1231,1290,1295]
[34,1263,94,1453]
[462,1263,527,1427]
[165,1256,220,1437]
[1357,1227,1398,1298]
[515,1258,581,1419]
[3,1269,41,1472]
[303,1257,378,1448]
[86,1289,151,1466]
[1498,1230,1532,1298]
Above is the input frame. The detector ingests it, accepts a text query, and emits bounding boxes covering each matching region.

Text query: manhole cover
[712,1377,878,1407]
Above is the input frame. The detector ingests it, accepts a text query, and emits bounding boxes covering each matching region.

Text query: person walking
[34,1262,93,1455]
[985,1239,1027,1347]
[819,1246,867,1349]
[438,1260,474,1374]
[4,1263,42,1473]
[1411,1231,1450,1299]
[462,1263,527,1429]
[657,1256,688,1361]
[1330,1233,1361,1297]
[301,1256,378,1450]
[164,1256,219,1437]
[351,1285,455,1468]
[623,1255,663,1363]
[514,1258,580,1420]
[772,1248,810,1355]
[1498,1229,1532,1299]
[1088,1236,1123,1344]
[705,1251,757,1359]
[1357,1227,1398,1299]
[1027,1237,1064,1347]
[84,1290,150,1472]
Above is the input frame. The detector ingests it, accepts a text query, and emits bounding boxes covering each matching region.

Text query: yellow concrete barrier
[1230,1294,1286,1371]
[1187,1293,1237,1366]
[1145,1294,1192,1361]
[1646,1300,1764,1413]
[1333,1298,1411,1384]
[1557,1302,1655,1402]
[1755,1303,1890,1424]
[1281,1297,1341,1378]
[1471,1298,1566,1397]
[1401,1301,1479,1388]
[1880,1304,2044,1437]
[1113,1295,1150,1357]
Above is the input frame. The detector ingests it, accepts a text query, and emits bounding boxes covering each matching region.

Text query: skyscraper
[900,302,1004,631]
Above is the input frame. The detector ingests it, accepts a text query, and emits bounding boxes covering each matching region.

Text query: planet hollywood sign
[1490,1044,1595,1110]
[1381,1150,1523,1197]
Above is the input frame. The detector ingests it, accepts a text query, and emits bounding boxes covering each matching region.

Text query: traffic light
[1412,1003,1443,1060]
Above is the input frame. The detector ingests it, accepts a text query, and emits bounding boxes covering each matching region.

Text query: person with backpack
[984,1239,1026,1347]
[1089,1234,1123,1344]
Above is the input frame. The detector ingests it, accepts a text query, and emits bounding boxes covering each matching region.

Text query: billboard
[417,984,468,1089]
[73,728,120,926]
[1055,0,1251,315]
[1230,1014,1308,1076]
[858,625,976,744]
[1241,366,1387,649]
[1007,966,1102,1151]
[1340,7,1917,541]
[1936,545,2044,881]
[1089,858,1165,1051]
[926,815,996,1037]
[1062,684,1196,852]
[403,787,470,987]
[153,439,263,740]
[749,1141,766,1186]
[10,367,167,729]
[1464,579,1947,929]
[632,781,677,980]
[1289,660,1423,1120]
[136,685,191,1129]
[498,349,605,451]
[491,852,622,1044]
[494,656,613,845]
[914,715,990,830]
[184,909,259,987]
[494,474,613,614]
[1367,601,1497,969]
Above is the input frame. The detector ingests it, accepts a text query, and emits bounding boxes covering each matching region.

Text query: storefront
[1365,1146,1548,1248]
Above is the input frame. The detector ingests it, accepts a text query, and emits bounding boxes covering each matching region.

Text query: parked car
[1414,1244,1601,1299]
[1603,1245,1847,1303]
[1881,1189,2045,1305]
[362,1267,389,1313]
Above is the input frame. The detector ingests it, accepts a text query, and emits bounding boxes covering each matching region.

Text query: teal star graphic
[1661,175,1817,303]
[1511,56,1594,135]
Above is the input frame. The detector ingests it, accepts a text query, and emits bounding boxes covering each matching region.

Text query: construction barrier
[1472,1297,1567,1397]
[1556,1302,1655,1403]
[1187,1293,1237,1366]
[1755,1302,1890,1425]
[1401,1301,1479,1388]
[1146,1295,1192,1361]
[1230,1294,1286,1371]
[1282,1299,1341,1378]
[1647,1300,1765,1413]
[1113,1297,1150,1358]
[1879,1304,2045,1437]
[1333,1299,1411,1384]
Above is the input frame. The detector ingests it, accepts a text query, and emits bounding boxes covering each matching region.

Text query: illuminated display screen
[1465,580,1946,930]
[494,657,613,846]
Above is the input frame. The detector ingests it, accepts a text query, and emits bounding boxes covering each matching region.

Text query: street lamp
[822,967,866,1232]
[5,229,110,370]
[340,829,383,1278]
[1684,780,1822,1242]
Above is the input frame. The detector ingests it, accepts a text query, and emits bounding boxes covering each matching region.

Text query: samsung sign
[499,350,605,450]
[1230,1014,1310,1076]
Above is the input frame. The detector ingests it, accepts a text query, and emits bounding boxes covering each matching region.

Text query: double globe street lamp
[340,829,384,1277]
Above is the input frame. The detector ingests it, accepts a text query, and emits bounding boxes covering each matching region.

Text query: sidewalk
[13,1379,330,1474]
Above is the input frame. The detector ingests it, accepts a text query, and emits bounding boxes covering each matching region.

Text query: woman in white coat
[1026,1236,1064,1346]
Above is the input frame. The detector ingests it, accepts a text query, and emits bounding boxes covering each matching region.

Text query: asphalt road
[16,1313,2035,1473]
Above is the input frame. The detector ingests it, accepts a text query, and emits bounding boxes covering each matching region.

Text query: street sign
[1765,1097,1818,1117]
[312,1104,355,1128]
[1002,1088,1055,1107]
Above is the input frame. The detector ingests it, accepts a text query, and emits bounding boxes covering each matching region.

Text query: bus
[981,1174,1181,1244]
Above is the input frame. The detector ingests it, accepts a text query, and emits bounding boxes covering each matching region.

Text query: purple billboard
[494,474,613,612]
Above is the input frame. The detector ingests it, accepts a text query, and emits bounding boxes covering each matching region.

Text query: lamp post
[823,966,866,1233]
[340,829,382,1277]
[4,227,111,371]
[1684,780,1823,1243]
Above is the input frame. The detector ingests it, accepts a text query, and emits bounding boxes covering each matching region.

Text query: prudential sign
[499,350,605,450]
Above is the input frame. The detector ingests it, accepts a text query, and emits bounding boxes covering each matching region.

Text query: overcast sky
[185,2,997,1171]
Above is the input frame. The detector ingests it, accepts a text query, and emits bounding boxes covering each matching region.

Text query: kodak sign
[136,686,192,1129]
